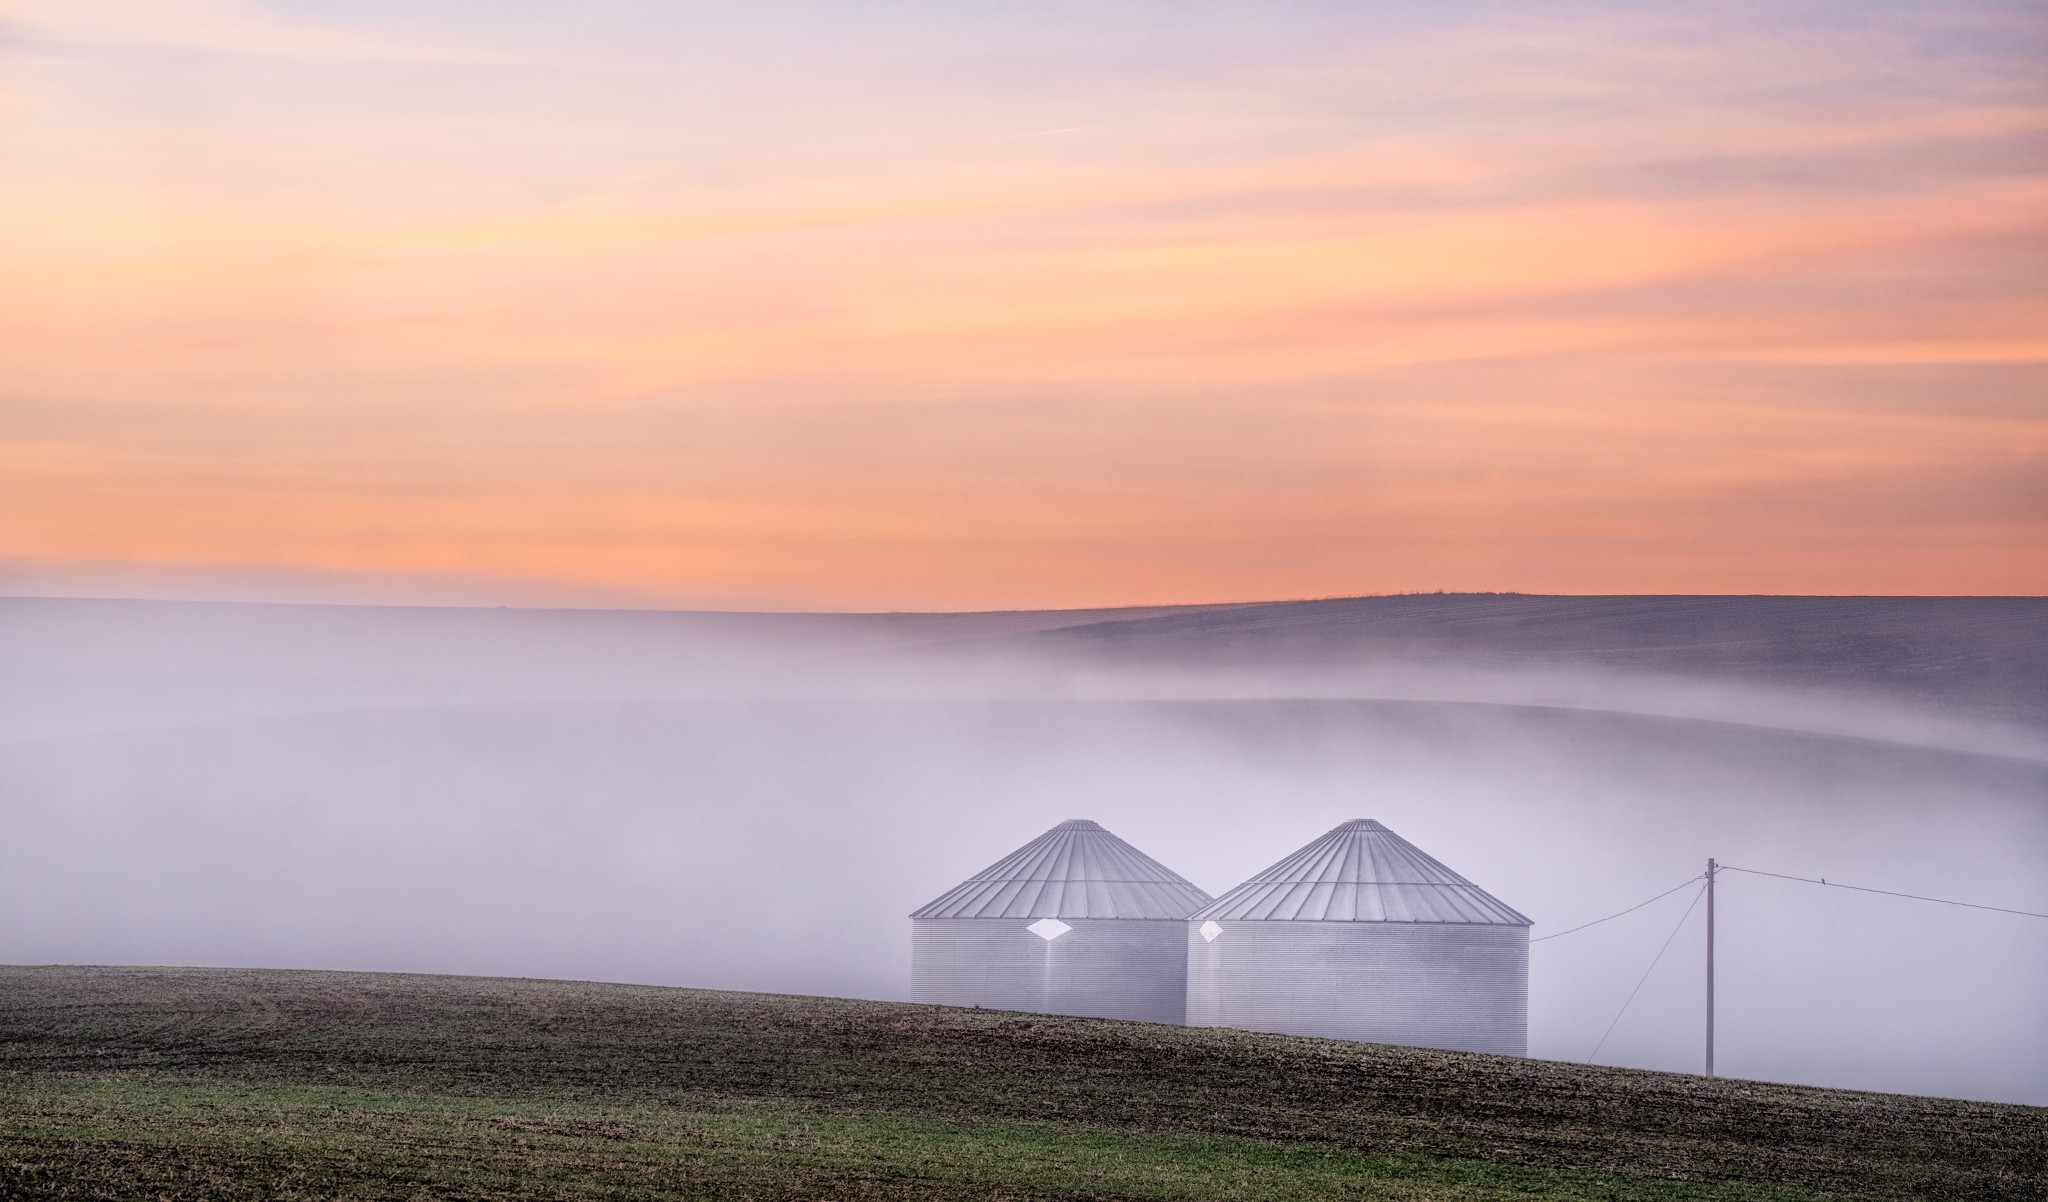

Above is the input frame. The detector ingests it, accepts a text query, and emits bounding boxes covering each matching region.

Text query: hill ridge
[2,966,2038,1201]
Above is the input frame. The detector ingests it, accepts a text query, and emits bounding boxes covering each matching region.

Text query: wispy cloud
[4,0,538,65]
[0,0,2043,605]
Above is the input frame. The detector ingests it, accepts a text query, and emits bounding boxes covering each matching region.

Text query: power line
[1588,880,1707,1065]
[1532,874,1704,942]
[1719,865,2048,921]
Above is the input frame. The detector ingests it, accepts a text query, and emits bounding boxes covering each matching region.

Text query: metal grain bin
[911,819,1212,1024]
[1187,819,1530,1055]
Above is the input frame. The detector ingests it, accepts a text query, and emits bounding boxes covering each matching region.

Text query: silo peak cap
[911,820,1211,920]
[1194,819,1529,926]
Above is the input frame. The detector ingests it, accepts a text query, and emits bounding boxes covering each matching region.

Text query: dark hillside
[1000,595,2048,728]
[1,967,2038,1200]
[7,594,2044,740]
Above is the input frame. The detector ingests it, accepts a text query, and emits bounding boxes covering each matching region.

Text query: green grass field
[0,967,2038,1200]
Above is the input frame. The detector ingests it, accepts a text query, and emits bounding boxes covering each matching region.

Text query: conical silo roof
[912,819,1213,920]
[1193,819,1529,925]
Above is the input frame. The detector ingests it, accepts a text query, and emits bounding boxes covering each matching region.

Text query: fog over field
[2,595,2043,1105]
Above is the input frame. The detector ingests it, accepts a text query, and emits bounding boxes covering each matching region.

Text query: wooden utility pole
[1706,857,1717,1078]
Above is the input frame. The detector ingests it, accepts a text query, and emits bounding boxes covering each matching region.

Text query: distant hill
[0,966,2039,1201]
[948,594,2048,730]
[4,593,2044,742]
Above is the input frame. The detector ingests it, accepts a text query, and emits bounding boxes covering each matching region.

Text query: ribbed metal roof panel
[912,819,1214,920]
[1193,819,1530,925]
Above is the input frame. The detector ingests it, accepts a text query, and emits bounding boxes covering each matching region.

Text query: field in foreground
[0,968,2040,1201]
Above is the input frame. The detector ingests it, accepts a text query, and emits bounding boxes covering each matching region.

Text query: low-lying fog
[2,596,2043,1104]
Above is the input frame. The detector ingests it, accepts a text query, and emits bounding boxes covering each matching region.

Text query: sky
[3,0,2044,610]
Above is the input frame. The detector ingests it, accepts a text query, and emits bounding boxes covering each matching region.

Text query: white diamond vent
[1027,918,1072,941]
[1199,920,1223,943]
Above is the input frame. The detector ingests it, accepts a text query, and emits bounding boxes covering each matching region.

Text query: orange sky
[3,1,2044,609]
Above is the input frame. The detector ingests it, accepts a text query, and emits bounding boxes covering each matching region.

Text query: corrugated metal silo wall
[912,918,1187,1024]
[1186,922,1527,1055]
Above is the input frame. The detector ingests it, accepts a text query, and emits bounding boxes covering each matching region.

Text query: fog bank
[2,596,2042,1104]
